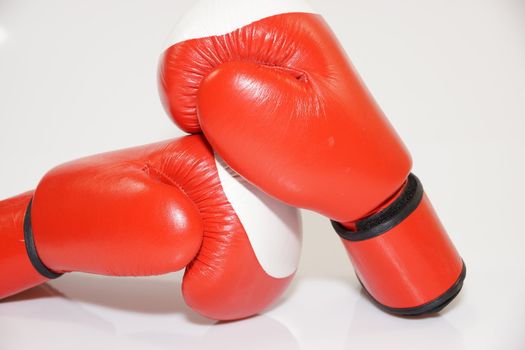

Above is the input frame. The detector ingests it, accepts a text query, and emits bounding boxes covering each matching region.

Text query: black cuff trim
[358,261,466,316]
[331,173,424,242]
[24,199,63,279]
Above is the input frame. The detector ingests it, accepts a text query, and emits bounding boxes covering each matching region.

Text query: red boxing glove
[159,0,465,315]
[0,135,301,320]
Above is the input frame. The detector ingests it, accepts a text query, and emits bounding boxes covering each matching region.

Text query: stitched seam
[141,163,201,215]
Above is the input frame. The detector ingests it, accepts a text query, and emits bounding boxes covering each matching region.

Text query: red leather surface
[0,191,48,299]
[0,135,293,320]
[160,12,463,310]
[342,194,463,308]
[32,137,204,276]
[160,13,412,223]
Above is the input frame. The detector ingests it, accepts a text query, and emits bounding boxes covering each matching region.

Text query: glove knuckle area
[181,216,294,321]
[29,140,209,276]
[143,135,294,312]
[32,171,204,276]
[160,13,331,132]
[158,140,297,321]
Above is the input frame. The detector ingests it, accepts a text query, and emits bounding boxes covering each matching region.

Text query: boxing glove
[159,0,465,315]
[0,135,301,320]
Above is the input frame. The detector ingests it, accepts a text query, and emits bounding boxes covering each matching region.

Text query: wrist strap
[24,199,63,279]
[331,173,423,241]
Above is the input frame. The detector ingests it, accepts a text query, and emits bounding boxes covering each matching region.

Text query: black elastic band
[24,199,63,279]
[331,173,424,241]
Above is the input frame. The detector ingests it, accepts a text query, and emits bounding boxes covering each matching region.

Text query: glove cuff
[332,173,466,315]
[0,192,50,299]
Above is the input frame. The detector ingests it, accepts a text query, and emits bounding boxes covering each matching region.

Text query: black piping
[331,173,424,242]
[24,199,63,279]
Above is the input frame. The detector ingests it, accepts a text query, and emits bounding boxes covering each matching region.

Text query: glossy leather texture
[342,195,463,309]
[159,12,411,223]
[0,191,47,299]
[0,135,300,320]
[159,9,464,312]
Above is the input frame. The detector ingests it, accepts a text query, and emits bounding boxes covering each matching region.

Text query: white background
[1,0,524,349]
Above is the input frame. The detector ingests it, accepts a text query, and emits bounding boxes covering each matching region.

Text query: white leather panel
[214,155,302,279]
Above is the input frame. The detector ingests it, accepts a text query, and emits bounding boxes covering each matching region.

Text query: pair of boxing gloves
[0,0,465,320]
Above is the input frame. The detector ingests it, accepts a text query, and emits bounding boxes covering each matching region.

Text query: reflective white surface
[214,155,302,279]
[1,0,525,349]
